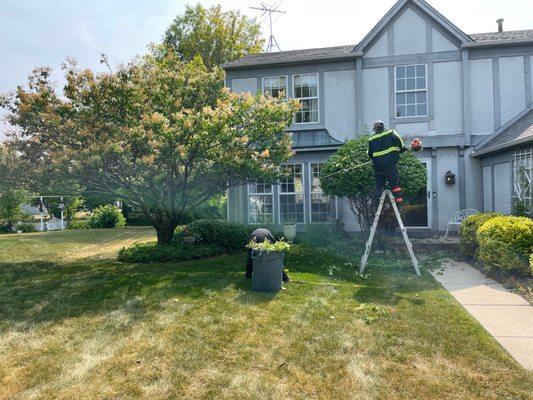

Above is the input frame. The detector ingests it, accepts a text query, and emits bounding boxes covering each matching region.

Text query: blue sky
[1,0,532,138]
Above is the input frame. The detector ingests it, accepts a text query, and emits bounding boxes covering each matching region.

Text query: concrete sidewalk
[430,260,533,370]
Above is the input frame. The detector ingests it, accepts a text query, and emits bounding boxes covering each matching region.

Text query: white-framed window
[248,181,274,224]
[310,163,337,222]
[262,75,288,99]
[513,148,532,214]
[279,164,305,223]
[293,73,319,123]
[395,64,427,118]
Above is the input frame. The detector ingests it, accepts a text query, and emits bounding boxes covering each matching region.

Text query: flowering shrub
[459,213,500,258]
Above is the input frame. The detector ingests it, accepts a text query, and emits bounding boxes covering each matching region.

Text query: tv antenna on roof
[250,2,285,52]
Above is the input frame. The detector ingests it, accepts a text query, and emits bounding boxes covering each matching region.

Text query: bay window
[310,163,337,222]
[279,164,305,223]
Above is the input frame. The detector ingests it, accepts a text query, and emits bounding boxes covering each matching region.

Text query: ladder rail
[359,190,420,276]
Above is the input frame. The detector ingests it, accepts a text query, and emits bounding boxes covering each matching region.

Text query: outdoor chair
[444,208,479,238]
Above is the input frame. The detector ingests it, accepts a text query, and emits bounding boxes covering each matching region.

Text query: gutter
[222,51,363,70]
[463,38,533,48]
[472,136,533,157]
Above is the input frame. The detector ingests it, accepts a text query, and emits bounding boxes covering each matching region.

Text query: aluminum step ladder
[359,190,420,276]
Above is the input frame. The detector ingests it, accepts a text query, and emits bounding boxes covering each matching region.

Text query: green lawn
[0,229,532,399]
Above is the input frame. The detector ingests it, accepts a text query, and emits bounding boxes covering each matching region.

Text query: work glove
[410,138,422,152]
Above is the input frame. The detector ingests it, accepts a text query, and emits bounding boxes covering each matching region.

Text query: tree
[320,136,426,231]
[3,48,298,244]
[163,4,264,68]
[0,189,31,231]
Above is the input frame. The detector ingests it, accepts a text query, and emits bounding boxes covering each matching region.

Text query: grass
[0,229,532,399]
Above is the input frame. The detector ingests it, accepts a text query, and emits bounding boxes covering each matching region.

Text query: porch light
[445,171,455,185]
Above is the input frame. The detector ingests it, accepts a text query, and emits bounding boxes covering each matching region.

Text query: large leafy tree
[164,4,264,68]
[2,48,298,244]
[320,136,426,231]
[0,189,31,231]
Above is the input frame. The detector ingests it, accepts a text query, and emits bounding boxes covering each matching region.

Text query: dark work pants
[372,165,402,207]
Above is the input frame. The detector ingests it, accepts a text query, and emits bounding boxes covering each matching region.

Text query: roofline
[292,144,343,152]
[354,0,472,53]
[472,135,533,157]
[462,38,533,48]
[221,51,362,70]
[474,105,533,150]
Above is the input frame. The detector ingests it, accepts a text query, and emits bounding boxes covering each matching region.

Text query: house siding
[223,0,533,233]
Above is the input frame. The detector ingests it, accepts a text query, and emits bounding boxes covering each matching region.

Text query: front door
[404,158,432,229]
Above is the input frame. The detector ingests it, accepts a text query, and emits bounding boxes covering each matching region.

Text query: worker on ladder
[367,121,422,210]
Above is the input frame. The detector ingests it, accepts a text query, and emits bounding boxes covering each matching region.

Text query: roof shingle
[468,29,533,42]
[477,108,533,154]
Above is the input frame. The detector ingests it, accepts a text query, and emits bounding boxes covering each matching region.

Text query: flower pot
[251,251,285,292]
[282,223,297,241]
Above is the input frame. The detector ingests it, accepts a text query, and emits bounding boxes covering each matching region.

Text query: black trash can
[251,251,284,292]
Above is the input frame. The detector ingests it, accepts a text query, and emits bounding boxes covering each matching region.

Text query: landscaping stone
[431,260,533,370]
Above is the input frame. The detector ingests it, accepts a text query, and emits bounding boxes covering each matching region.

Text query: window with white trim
[279,164,305,223]
[310,163,336,222]
[248,181,273,224]
[262,75,287,99]
[395,64,427,118]
[293,73,319,123]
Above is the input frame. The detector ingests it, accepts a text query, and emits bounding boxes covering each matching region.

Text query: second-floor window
[293,73,319,123]
[395,64,427,118]
[262,75,287,99]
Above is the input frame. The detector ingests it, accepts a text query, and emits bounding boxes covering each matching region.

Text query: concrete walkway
[430,260,533,370]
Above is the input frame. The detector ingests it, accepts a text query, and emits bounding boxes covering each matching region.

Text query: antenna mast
[250,2,285,52]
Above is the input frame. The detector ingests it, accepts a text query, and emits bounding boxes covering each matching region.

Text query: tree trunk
[154,220,179,245]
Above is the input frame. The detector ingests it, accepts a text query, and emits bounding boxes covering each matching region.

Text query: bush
[186,219,251,251]
[459,213,500,258]
[477,216,533,275]
[117,242,222,263]
[88,205,126,229]
[15,222,37,233]
[68,220,90,230]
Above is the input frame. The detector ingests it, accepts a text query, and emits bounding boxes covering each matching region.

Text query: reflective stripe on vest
[373,146,400,157]
[368,130,393,141]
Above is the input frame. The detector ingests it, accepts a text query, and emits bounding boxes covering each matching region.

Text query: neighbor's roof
[468,29,533,42]
[474,107,533,156]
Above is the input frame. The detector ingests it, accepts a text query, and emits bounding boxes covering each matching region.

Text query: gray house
[223,0,533,233]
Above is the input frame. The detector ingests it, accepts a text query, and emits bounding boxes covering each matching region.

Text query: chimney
[497,18,504,32]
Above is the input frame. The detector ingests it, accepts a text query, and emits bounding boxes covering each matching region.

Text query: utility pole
[250,2,285,52]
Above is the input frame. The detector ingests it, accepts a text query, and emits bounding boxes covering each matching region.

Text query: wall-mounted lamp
[445,170,456,185]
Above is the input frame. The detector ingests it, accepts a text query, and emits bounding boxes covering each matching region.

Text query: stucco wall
[393,7,426,55]
[364,33,388,58]
[324,70,356,141]
[494,162,512,214]
[432,28,457,52]
[469,58,494,135]
[436,148,460,230]
[230,77,258,94]
[499,56,526,124]
[482,166,493,212]
[362,67,389,131]
[395,122,429,136]
[433,61,462,133]
[464,154,483,211]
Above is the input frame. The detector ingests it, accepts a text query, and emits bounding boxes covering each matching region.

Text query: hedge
[89,205,126,229]
[459,213,500,258]
[477,216,533,275]
[184,219,251,251]
[117,242,222,263]
[68,220,91,230]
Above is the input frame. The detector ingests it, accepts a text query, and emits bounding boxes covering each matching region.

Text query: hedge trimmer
[321,138,423,180]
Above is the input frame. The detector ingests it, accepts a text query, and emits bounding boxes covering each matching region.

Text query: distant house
[223,0,533,232]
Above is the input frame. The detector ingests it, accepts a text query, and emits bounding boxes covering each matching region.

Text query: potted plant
[247,239,291,292]
[282,217,297,242]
